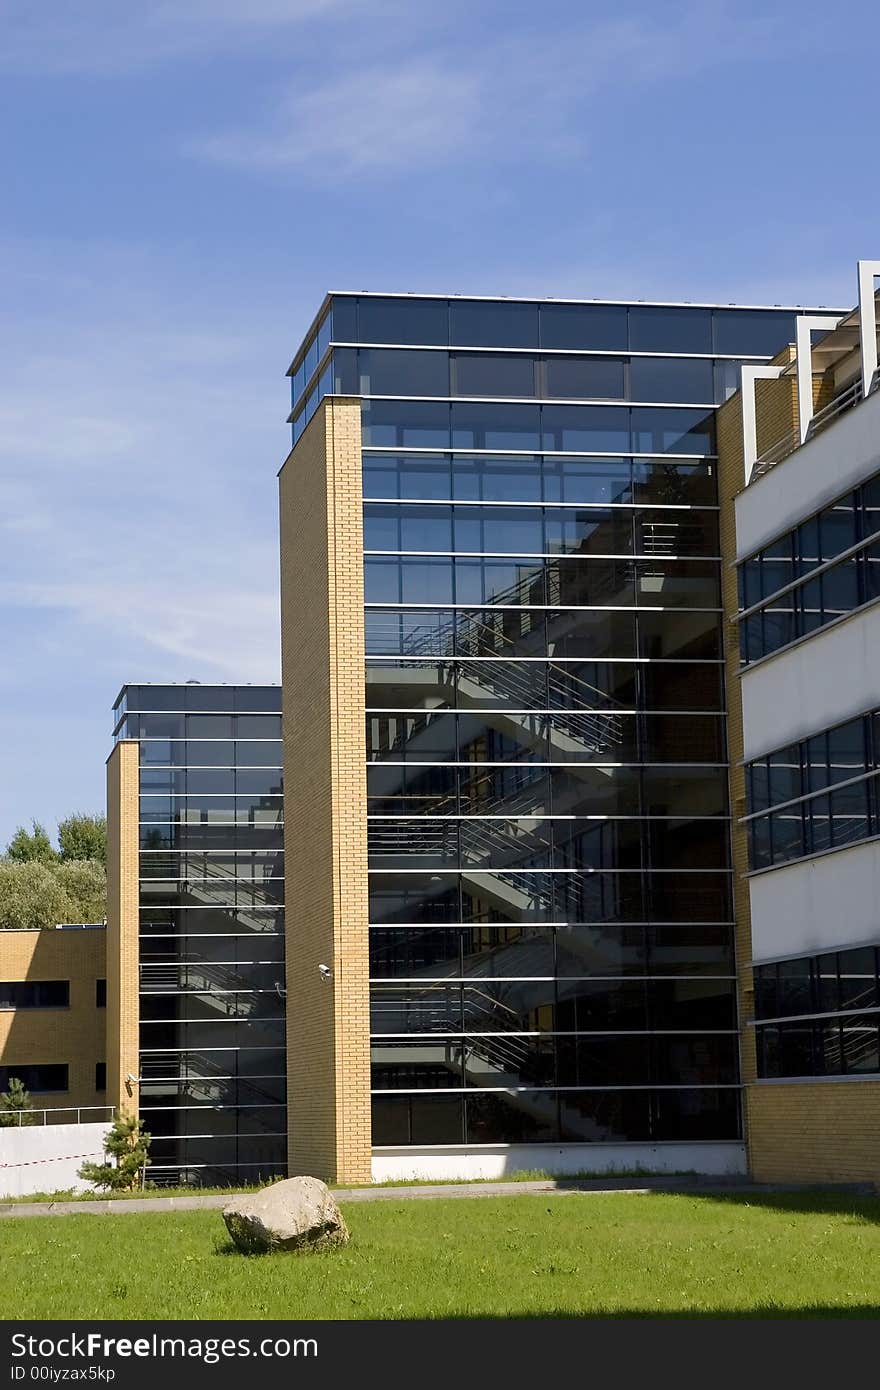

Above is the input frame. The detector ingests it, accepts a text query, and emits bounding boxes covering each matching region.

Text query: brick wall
[0,926,107,1112]
[279,397,371,1184]
[748,1083,880,1184]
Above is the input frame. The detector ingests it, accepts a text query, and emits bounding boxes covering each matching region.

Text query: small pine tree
[0,1077,35,1126]
[79,1112,151,1191]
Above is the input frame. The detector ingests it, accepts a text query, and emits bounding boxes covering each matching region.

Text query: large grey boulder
[223,1176,349,1254]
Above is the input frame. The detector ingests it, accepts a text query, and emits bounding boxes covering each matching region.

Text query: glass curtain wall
[293,294,803,1151]
[113,684,286,1185]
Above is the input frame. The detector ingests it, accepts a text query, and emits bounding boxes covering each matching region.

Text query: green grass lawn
[1,1191,879,1319]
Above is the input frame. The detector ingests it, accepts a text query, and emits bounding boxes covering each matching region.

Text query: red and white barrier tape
[0,1152,99,1169]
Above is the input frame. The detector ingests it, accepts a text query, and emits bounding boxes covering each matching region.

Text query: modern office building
[91,275,880,1190]
[718,262,880,1185]
[277,292,836,1183]
[106,683,286,1185]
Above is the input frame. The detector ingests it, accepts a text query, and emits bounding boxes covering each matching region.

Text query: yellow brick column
[716,348,800,1162]
[106,740,140,1117]
[279,397,371,1184]
[716,385,758,1125]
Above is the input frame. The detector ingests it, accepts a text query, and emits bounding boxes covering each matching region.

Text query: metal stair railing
[367,816,551,868]
[138,1050,284,1110]
[148,855,282,931]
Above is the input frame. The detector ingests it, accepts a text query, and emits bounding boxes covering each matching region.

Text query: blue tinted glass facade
[112,684,286,1185]
[286,294,802,1150]
[289,296,799,445]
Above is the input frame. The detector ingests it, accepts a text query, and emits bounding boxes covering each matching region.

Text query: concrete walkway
[0,1176,873,1220]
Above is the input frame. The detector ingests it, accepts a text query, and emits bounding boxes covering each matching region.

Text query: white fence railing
[1,1104,115,1128]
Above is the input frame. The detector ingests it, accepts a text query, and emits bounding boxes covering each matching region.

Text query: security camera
[318,963,333,982]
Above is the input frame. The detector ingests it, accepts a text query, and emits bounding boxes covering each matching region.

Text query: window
[357,296,449,345]
[357,348,450,396]
[95,1062,107,1092]
[737,469,880,663]
[96,979,107,1008]
[542,405,629,453]
[182,686,237,712]
[543,456,632,504]
[543,356,625,400]
[448,453,540,501]
[0,980,69,1009]
[449,300,538,348]
[0,1064,69,1093]
[540,303,628,351]
[452,402,541,451]
[631,407,714,456]
[332,345,358,393]
[713,309,796,357]
[629,357,714,403]
[628,307,713,354]
[452,353,536,397]
[362,399,450,448]
[754,945,880,1079]
[744,708,880,870]
[632,460,716,506]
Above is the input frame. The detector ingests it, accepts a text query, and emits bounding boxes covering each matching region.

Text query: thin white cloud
[194,63,484,174]
[1,578,280,681]
[0,240,289,683]
[189,3,815,179]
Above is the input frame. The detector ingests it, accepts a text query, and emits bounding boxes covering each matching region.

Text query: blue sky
[0,0,876,845]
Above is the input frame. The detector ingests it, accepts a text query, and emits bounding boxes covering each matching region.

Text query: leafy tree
[0,1077,36,1127]
[6,821,57,864]
[1,812,108,931]
[0,861,79,930]
[79,1112,151,1191]
[53,859,107,924]
[58,814,106,865]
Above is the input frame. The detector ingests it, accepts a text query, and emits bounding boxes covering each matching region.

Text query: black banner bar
[0,1319,875,1386]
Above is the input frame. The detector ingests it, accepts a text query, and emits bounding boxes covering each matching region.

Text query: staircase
[138,1049,284,1112]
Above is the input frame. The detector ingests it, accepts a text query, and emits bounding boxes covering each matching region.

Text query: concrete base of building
[371,1142,747,1183]
[0,1122,109,1199]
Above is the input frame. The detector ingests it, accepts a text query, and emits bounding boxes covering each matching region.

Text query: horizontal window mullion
[365,496,719,511]
[364,654,724,664]
[365,552,722,562]
[371,975,736,983]
[361,446,717,460]
[371,1084,741,1094]
[366,812,730,819]
[368,920,734,928]
[752,1006,880,1027]
[364,603,722,612]
[369,1030,739,1039]
[363,760,728,767]
[338,339,767,360]
[366,867,732,874]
